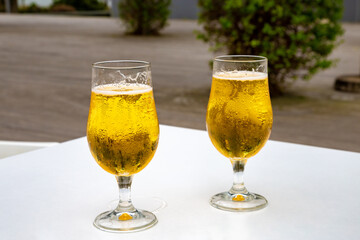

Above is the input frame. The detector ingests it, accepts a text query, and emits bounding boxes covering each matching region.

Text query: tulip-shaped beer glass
[87,60,159,232]
[206,55,273,211]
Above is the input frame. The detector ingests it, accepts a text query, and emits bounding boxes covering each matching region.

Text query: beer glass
[87,60,159,232]
[206,55,273,211]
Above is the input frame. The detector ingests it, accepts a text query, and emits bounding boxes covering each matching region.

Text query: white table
[1,125,360,240]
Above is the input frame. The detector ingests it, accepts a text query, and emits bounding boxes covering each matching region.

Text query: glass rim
[92,60,150,70]
[214,55,267,63]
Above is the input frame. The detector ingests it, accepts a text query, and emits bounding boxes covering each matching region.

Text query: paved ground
[0,14,359,152]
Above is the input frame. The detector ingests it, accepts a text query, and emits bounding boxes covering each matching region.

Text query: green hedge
[197,0,344,96]
[119,0,171,35]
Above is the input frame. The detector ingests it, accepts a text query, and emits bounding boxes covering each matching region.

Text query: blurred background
[0,0,359,152]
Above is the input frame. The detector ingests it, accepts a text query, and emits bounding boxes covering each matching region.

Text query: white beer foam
[214,71,267,80]
[93,83,152,95]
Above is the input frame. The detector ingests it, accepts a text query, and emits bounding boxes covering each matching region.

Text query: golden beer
[206,71,273,159]
[87,83,159,176]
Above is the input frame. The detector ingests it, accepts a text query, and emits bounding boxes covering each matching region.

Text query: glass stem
[229,159,249,195]
[115,176,136,213]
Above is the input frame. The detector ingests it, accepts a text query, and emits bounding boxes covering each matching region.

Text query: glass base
[210,192,267,212]
[93,209,157,233]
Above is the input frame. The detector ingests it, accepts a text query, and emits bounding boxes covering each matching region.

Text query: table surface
[1,125,359,240]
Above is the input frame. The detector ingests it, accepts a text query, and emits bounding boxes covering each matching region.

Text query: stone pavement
[0,14,359,152]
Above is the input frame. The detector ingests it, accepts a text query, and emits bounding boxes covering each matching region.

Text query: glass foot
[210,192,267,212]
[93,209,157,233]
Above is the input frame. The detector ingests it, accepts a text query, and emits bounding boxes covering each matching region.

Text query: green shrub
[18,3,49,13]
[52,0,107,11]
[50,4,76,12]
[119,0,171,35]
[197,0,344,96]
